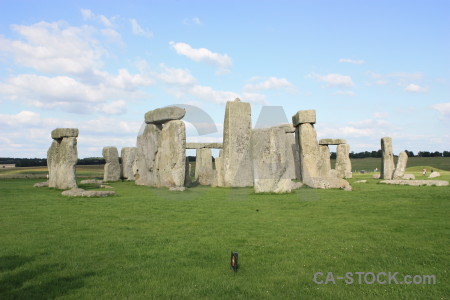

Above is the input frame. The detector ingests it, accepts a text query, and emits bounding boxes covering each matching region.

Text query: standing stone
[251,127,293,193]
[381,137,395,180]
[222,99,253,187]
[103,147,120,182]
[393,151,408,179]
[156,120,186,188]
[318,145,332,177]
[295,122,320,179]
[135,123,162,186]
[286,132,301,180]
[213,150,224,187]
[47,129,78,190]
[121,147,136,180]
[335,144,352,178]
[184,158,192,187]
[195,148,214,185]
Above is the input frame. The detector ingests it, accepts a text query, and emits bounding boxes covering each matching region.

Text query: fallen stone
[169,186,186,192]
[372,174,381,179]
[103,146,121,182]
[33,181,49,187]
[195,148,214,185]
[222,99,253,187]
[47,136,78,190]
[186,143,223,149]
[402,174,415,180]
[355,180,367,183]
[303,177,352,191]
[379,180,449,187]
[251,127,293,193]
[51,128,79,139]
[429,172,440,178]
[121,147,137,180]
[100,185,113,189]
[292,109,316,126]
[61,188,116,197]
[336,143,352,179]
[80,179,103,184]
[393,151,408,179]
[318,138,347,145]
[145,106,186,124]
[296,123,320,179]
[381,137,395,179]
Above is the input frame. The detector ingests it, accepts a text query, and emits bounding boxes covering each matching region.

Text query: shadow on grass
[0,256,95,299]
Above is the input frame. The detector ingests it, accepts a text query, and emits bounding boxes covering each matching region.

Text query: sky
[0,0,449,158]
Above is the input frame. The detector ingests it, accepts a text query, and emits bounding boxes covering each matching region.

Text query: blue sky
[0,0,449,158]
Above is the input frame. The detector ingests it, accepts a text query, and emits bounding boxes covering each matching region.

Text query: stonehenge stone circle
[47,128,78,190]
[393,151,408,179]
[380,180,449,187]
[222,99,254,187]
[251,127,294,193]
[195,148,214,185]
[121,147,136,180]
[103,146,121,182]
[381,137,395,180]
[335,143,352,178]
[186,143,223,149]
[292,109,316,126]
[145,106,186,124]
[319,138,347,145]
[303,177,352,191]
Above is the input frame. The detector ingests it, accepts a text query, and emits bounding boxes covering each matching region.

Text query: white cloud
[188,85,239,104]
[81,9,114,27]
[333,90,354,96]
[432,102,450,119]
[244,77,294,91]
[193,17,202,25]
[169,41,232,73]
[373,112,389,118]
[339,58,365,64]
[307,73,355,88]
[158,64,197,85]
[404,83,428,93]
[130,19,153,39]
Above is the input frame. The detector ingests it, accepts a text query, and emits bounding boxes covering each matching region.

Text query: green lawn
[0,176,448,299]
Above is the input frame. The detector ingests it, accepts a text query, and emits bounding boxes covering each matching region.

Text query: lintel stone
[51,128,79,139]
[145,106,186,124]
[319,138,347,145]
[292,110,316,126]
[186,143,223,149]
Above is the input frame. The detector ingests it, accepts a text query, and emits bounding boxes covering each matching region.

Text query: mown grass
[0,176,448,299]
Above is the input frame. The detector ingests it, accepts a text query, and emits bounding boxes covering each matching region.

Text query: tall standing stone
[184,157,192,187]
[251,127,293,193]
[135,123,162,186]
[285,132,301,180]
[393,151,408,179]
[222,99,253,187]
[317,145,332,177]
[195,148,214,185]
[381,137,395,180]
[295,122,320,179]
[156,120,186,188]
[121,147,136,180]
[47,128,78,190]
[213,150,224,187]
[335,144,352,178]
[103,147,120,182]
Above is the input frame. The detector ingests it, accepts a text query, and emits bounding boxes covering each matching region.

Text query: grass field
[0,172,449,299]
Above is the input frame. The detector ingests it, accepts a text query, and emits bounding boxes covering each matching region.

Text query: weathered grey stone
[278,123,296,133]
[402,174,415,180]
[222,99,253,187]
[296,123,320,180]
[80,179,103,184]
[144,106,185,124]
[355,180,367,183]
[393,151,408,179]
[372,174,381,179]
[317,145,331,177]
[186,143,223,149]
[286,132,301,180]
[34,181,49,187]
[184,158,192,187]
[169,186,186,191]
[47,136,78,190]
[121,147,137,180]
[212,150,224,187]
[251,127,293,193]
[429,172,440,178]
[329,169,338,177]
[303,177,352,191]
[292,109,316,126]
[61,188,116,197]
[135,123,162,186]
[336,144,352,179]
[380,180,448,187]
[195,148,214,185]
[156,120,186,188]
[51,128,79,139]
[103,147,120,182]
[381,137,395,180]
[318,138,347,145]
